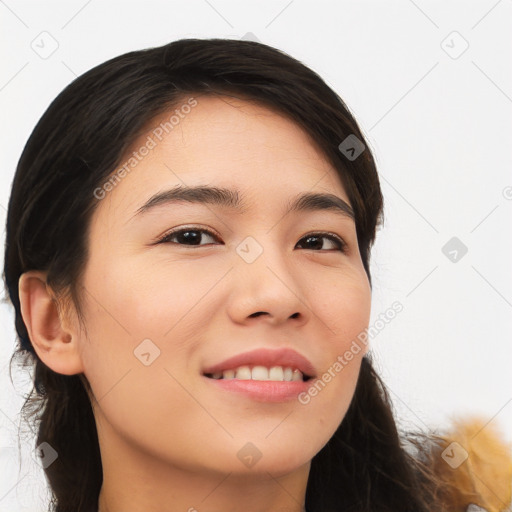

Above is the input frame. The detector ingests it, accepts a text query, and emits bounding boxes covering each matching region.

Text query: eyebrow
[133,185,354,221]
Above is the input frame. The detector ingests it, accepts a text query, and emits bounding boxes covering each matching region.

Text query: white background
[1,1,511,510]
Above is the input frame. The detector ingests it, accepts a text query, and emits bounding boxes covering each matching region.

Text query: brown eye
[158,228,220,246]
[296,233,346,252]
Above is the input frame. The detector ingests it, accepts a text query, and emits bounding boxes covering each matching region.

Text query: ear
[18,270,84,375]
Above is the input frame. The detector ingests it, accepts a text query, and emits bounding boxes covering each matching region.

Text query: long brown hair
[3,37,446,512]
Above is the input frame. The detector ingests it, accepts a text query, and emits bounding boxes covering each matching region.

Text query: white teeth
[251,366,269,380]
[208,365,305,381]
[268,366,284,380]
[235,366,252,380]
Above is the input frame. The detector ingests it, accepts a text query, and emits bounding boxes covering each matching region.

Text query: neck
[95,419,309,512]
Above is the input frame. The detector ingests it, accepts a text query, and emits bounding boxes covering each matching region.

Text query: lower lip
[203,376,315,402]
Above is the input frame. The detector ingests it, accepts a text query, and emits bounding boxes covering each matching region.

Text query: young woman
[3,37,508,512]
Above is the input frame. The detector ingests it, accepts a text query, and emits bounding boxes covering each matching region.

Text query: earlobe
[18,270,84,375]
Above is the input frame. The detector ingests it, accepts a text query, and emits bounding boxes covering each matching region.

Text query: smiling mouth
[203,365,312,382]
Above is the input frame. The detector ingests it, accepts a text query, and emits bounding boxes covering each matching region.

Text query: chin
[226,456,312,479]
[233,441,315,477]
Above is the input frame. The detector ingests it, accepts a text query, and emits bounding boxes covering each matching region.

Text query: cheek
[77,255,224,417]
[286,267,370,442]
[81,254,223,344]
[308,266,372,345]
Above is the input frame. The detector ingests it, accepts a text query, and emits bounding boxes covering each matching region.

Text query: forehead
[95,94,350,221]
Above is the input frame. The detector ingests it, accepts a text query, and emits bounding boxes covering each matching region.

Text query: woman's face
[76,95,372,477]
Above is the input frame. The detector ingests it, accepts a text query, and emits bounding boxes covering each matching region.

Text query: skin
[19,95,372,512]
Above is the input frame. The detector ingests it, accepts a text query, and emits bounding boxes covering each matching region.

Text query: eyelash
[156,226,347,253]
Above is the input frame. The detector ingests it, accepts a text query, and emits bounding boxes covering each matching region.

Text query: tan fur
[431,418,512,512]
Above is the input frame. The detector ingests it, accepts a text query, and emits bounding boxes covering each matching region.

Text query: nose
[225,241,309,327]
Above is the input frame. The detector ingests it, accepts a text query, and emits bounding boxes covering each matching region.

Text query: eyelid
[154,225,221,245]
[155,225,348,253]
[321,231,346,247]
[301,231,347,251]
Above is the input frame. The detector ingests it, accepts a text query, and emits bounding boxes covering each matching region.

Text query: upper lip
[202,347,316,378]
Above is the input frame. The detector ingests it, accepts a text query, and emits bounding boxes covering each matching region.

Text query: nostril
[250,312,267,318]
